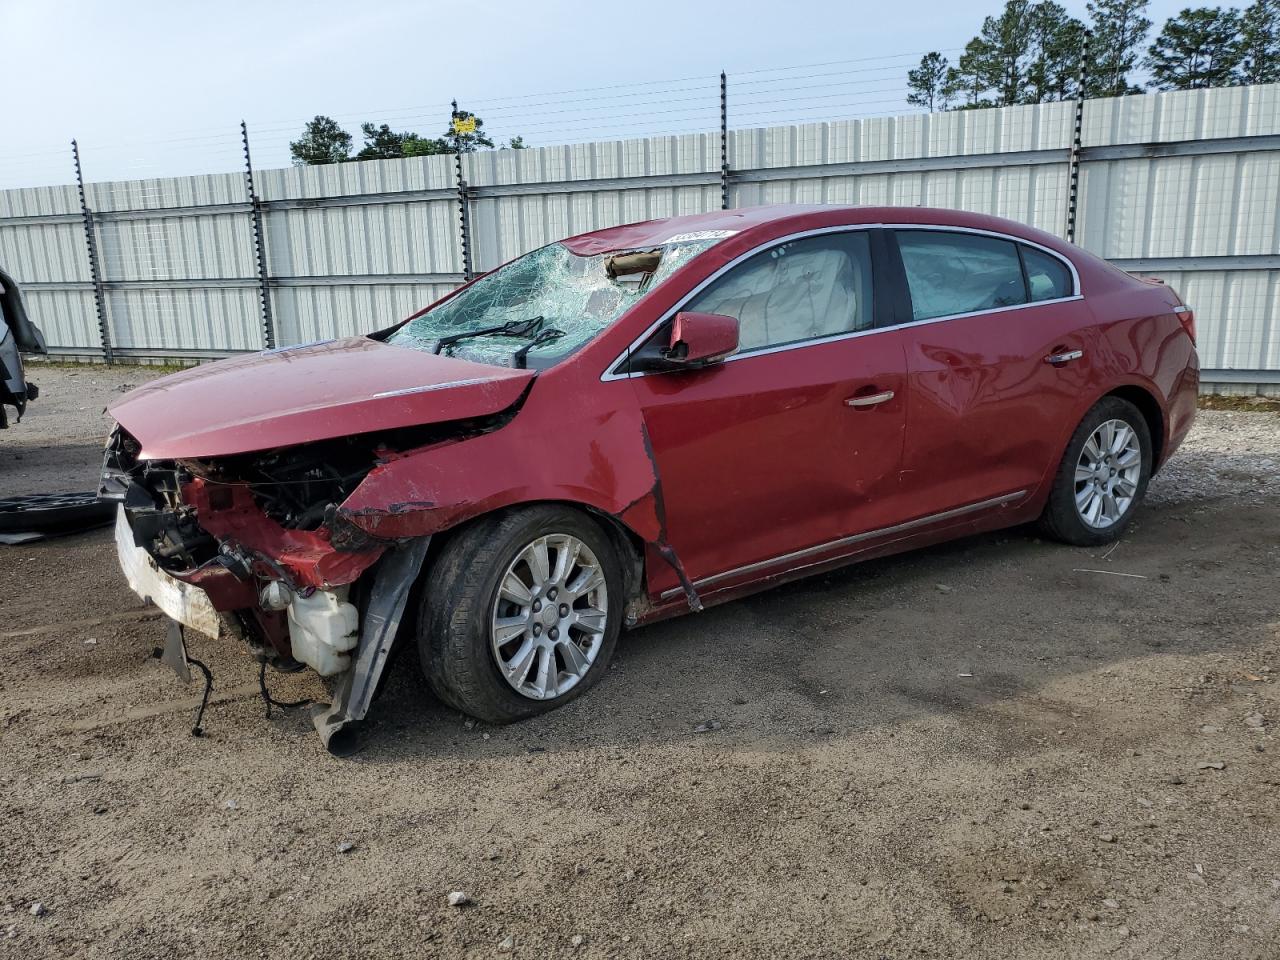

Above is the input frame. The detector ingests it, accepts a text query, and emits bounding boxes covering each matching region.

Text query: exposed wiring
[258,659,313,719]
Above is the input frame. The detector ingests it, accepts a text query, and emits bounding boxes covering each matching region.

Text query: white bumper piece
[114,506,221,639]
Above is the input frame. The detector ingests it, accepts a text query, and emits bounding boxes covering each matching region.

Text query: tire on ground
[1040,395,1153,547]
[417,504,624,723]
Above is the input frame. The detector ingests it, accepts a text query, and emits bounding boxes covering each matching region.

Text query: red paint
[184,478,385,590]
[109,336,533,460]
[668,312,740,365]
[112,205,1198,620]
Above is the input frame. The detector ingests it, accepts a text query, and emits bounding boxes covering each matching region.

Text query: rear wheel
[418,505,622,723]
[1041,396,1152,546]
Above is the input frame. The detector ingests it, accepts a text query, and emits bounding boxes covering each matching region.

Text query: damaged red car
[102,204,1199,749]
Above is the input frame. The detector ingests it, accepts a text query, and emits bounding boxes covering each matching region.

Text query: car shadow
[337,491,1279,764]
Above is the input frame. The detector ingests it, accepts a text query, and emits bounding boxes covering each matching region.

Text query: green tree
[356,123,449,159]
[1238,0,1280,83]
[289,115,353,165]
[1085,0,1152,96]
[445,102,495,153]
[356,123,409,160]
[971,0,1037,105]
[403,134,450,156]
[1026,3,1088,102]
[942,1,1084,108]
[505,136,527,149]
[947,41,996,109]
[907,52,954,111]
[1147,6,1244,89]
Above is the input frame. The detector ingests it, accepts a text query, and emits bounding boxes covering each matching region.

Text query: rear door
[622,229,911,596]
[889,228,1096,518]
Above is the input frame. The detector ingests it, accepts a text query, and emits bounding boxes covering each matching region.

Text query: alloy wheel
[490,533,609,700]
[1074,419,1142,529]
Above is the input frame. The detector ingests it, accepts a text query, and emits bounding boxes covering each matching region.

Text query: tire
[1040,396,1153,546]
[417,505,623,723]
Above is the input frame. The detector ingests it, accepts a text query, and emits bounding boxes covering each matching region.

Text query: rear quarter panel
[1016,261,1197,508]
[1081,264,1198,466]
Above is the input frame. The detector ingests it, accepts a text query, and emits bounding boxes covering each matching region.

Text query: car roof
[559,204,1076,259]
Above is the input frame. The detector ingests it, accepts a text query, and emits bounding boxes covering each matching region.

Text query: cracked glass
[390,239,718,368]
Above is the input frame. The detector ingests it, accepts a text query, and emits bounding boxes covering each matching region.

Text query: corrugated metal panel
[104,287,260,352]
[1142,269,1280,373]
[96,212,256,282]
[271,282,455,345]
[19,288,100,350]
[85,172,245,212]
[0,221,90,282]
[1082,84,1280,146]
[264,201,460,277]
[0,184,80,218]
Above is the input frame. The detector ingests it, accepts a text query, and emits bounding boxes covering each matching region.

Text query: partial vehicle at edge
[1,266,46,430]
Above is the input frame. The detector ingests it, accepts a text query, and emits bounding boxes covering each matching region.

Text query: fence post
[71,140,113,363]
[452,101,475,282]
[241,121,276,349]
[720,71,730,210]
[1065,29,1092,245]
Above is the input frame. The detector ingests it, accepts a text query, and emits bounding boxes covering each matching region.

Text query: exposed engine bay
[100,399,522,676]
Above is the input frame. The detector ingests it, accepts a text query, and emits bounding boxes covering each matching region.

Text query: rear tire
[1040,396,1152,547]
[417,505,623,723]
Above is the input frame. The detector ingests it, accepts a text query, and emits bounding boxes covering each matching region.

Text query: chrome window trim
[657,489,1028,601]
[600,221,1082,382]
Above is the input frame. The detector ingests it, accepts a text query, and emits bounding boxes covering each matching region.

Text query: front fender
[336,403,666,546]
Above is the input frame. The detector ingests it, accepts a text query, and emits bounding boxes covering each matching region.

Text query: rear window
[1022,246,1073,302]
[896,231,1028,321]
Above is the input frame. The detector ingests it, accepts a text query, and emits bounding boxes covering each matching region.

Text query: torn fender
[338,402,665,543]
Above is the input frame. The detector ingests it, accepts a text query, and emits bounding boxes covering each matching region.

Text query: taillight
[1175,305,1196,345]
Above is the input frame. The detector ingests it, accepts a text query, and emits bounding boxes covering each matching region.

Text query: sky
[1,0,1199,189]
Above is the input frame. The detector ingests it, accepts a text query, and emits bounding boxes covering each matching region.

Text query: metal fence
[1,82,1277,391]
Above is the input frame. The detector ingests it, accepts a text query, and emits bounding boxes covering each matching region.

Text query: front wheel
[418,506,623,723]
[1040,396,1152,546]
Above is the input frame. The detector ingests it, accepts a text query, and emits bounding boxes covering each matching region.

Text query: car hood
[109,337,535,460]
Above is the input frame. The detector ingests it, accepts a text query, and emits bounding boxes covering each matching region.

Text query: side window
[1021,246,1073,302]
[683,232,874,351]
[896,231,1028,321]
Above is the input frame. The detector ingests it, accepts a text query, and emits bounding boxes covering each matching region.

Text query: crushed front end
[102,425,388,670]
[101,425,434,751]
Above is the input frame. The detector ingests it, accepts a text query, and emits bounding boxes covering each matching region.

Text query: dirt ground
[2,364,1279,960]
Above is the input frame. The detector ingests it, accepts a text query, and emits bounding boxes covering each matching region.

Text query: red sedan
[103,205,1199,749]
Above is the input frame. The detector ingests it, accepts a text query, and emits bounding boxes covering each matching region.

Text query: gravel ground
[2,364,1279,960]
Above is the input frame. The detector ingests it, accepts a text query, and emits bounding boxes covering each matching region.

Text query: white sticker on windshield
[663,229,738,244]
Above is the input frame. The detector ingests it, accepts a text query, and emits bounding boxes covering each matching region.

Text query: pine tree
[1238,0,1280,83]
[908,52,954,111]
[1086,0,1152,96]
[1027,3,1089,102]
[1147,7,1244,89]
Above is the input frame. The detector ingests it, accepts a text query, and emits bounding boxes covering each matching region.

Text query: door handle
[1044,349,1084,364]
[845,390,895,408]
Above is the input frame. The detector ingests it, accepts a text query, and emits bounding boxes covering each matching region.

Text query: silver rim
[1074,418,1142,529]
[490,533,608,700]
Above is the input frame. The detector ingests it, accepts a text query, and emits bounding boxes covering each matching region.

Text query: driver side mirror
[663,311,739,367]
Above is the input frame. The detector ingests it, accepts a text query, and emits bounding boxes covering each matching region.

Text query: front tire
[418,506,623,723]
[1040,396,1152,546]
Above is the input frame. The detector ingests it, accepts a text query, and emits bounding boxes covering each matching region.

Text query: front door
[627,230,910,597]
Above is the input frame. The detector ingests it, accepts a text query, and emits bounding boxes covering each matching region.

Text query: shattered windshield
[389,239,718,368]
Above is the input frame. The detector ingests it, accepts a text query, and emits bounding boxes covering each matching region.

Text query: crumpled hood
[110,337,535,460]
